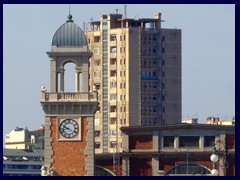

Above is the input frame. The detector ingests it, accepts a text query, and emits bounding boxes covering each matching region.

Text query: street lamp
[210,140,229,176]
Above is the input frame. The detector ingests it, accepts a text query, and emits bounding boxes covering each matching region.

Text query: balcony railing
[110,53,117,59]
[41,91,98,102]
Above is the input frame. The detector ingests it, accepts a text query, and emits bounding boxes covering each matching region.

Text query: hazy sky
[3,4,235,144]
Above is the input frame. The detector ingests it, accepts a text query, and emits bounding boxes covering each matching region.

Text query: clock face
[59,119,79,138]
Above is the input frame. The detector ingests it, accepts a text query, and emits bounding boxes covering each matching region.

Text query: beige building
[85,12,181,154]
[5,126,44,150]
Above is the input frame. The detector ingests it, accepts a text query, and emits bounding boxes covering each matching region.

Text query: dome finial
[66,4,73,22]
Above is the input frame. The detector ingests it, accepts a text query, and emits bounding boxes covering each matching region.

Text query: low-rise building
[182,118,198,124]
[206,116,235,126]
[120,124,235,176]
[3,149,43,176]
[5,126,44,150]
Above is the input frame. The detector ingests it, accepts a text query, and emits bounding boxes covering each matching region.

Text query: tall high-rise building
[85,12,181,154]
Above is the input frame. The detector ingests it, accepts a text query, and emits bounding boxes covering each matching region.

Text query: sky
[3,4,235,145]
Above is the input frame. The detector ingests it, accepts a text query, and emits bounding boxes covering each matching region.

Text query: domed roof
[52,14,87,47]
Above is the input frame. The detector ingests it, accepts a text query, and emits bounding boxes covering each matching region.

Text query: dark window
[179,136,199,147]
[164,136,174,147]
[110,141,117,148]
[204,136,215,147]
[95,130,100,137]
[95,142,100,148]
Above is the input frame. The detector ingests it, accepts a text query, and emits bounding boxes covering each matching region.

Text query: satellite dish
[23,157,28,161]
[3,156,7,160]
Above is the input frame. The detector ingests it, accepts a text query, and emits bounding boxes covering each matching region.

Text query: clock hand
[63,125,73,132]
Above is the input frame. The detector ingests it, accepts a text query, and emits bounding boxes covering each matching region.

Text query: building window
[110,81,117,88]
[95,130,100,137]
[179,136,199,148]
[94,71,101,78]
[93,48,100,55]
[110,106,117,112]
[110,141,117,148]
[95,142,101,149]
[110,94,117,100]
[164,136,174,147]
[95,118,101,126]
[110,34,116,41]
[94,60,100,66]
[204,136,215,147]
[162,48,165,53]
[94,36,100,42]
[110,130,116,137]
[110,118,116,124]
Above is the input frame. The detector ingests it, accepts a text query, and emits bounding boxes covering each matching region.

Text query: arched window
[94,165,115,176]
[64,62,76,92]
[164,163,211,176]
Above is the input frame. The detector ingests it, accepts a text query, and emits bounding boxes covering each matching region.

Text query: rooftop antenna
[116,9,118,14]
[124,5,127,19]
[69,4,71,15]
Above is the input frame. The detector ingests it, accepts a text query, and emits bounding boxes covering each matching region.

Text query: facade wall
[128,27,141,126]
[130,157,152,176]
[161,29,182,124]
[129,135,152,150]
[5,130,26,149]
[121,125,235,176]
[51,117,88,176]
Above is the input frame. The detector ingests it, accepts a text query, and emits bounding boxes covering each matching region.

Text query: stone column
[50,59,57,92]
[84,116,95,176]
[44,117,53,167]
[174,136,179,149]
[199,136,204,150]
[75,71,79,92]
[152,157,159,176]
[60,71,64,92]
[122,156,130,176]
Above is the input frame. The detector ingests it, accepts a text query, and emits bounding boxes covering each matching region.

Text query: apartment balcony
[109,100,117,106]
[109,40,117,47]
[109,112,117,118]
[110,53,117,59]
[110,64,117,70]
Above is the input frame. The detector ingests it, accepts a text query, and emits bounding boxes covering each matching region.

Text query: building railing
[41,91,98,102]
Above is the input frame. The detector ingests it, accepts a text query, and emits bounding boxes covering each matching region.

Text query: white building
[181,118,198,124]
[5,127,44,150]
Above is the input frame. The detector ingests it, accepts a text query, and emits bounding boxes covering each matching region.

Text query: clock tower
[40,14,99,176]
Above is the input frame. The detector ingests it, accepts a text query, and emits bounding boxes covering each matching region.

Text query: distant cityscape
[3,116,235,176]
[3,10,235,176]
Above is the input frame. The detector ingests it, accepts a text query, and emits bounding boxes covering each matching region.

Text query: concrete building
[120,124,235,176]
[5,126,44,150]
[85,12,181,154]
[3,149,43,176]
